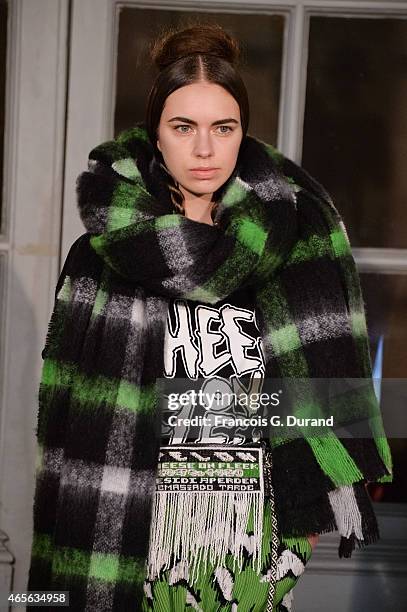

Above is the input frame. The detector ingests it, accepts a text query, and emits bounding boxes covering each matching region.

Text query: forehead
[162,83,240,120]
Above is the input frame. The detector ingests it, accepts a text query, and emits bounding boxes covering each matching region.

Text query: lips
[189,168,218,178]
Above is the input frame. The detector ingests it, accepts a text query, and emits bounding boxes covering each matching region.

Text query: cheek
[225,143,242,175]
[225,142,240,165]
[162,149,183,178]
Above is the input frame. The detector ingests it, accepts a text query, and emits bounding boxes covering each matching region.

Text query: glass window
[302,16,407,248]
[303,17,407,502]
[115,8,285,144]
[361,273,407,378]
[360,273,407,503]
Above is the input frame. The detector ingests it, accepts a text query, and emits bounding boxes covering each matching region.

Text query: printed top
[147,287,272,588]
[161,285,266,446]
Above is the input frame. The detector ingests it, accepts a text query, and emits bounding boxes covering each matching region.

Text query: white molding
[0,0,13,243]
[353,248,407,274]
[116,0,407,9]
[62,0,114,256]
[0,0,69,595]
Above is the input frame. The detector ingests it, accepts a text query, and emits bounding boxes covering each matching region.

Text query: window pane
[303,17,407,248]
[0,0,8,232]
[360,273,407,378]
[115,8,285,144]
[360,272,407,503]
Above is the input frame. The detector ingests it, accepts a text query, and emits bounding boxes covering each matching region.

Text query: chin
[189,177,224,190]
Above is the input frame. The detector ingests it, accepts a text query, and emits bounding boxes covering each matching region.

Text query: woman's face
[156,82,243,200]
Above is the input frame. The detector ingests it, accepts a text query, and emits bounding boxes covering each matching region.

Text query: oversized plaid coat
[27,122,393,610]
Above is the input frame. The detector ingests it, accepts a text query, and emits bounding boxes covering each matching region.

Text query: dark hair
[145,21,249,224]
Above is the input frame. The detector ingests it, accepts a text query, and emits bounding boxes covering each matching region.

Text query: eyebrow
[168,116,239,126]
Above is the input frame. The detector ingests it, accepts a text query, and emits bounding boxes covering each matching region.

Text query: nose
[192,131,215,158]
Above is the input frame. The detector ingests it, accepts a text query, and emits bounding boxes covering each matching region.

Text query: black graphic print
[162,286,266,445]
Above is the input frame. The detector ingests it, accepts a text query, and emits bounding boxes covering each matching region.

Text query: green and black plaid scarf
[27,121,393,610]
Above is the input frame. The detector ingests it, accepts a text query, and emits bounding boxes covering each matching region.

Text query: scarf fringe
[328,484,364,540]
[146,490,264,585]
[276,480,381,560]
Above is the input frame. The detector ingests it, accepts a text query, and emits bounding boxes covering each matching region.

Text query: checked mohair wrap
[27,122,393,610]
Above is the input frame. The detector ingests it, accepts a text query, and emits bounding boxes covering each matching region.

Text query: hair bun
[150,22,241,71]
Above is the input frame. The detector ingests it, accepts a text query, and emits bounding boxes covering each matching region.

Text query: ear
[157,140,161,152]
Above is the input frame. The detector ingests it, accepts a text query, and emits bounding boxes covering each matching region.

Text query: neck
[179,186,215,226]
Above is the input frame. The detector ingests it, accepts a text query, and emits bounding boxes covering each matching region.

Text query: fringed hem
[269,434,387,560]
[273,478,381,561]
[146,490,265,585]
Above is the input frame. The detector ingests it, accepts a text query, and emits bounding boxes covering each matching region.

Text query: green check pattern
[27,121,393,610]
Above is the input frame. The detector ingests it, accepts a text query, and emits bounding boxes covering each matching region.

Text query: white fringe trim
[328,484,364,540]
[146,490,264,585]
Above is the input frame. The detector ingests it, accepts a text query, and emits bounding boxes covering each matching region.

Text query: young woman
[27,22,392,612]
